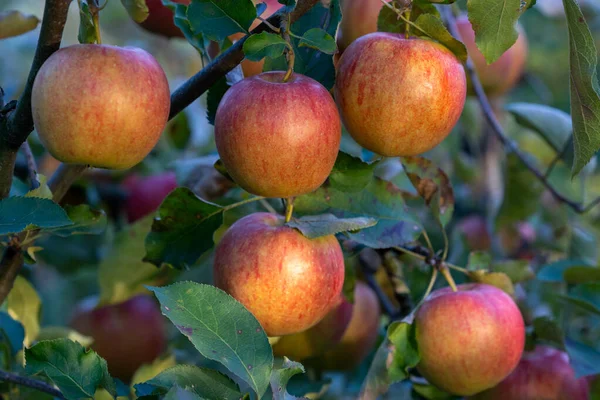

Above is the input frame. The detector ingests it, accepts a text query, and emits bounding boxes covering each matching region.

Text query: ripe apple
[456,15,528,97]
[415,283,525,396]
[70,295,167,382]
[308,281,381,371]
[214,71,341,198]
[32,44,170,170]
[336,0,387,53]
[334,33,466,157]
[272,294,353,361]
[137,0,190,38]
[213,212,345,336]
[469,345,590,400]
[122,172,178,223]
[457,215,492,251]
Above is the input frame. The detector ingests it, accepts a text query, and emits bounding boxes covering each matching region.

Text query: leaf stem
[281,14,295,82]
[446,262,469,274]
[257,16,280,33]
[393,246,427,261]
[284,197,295,222]
[421,229,434,253]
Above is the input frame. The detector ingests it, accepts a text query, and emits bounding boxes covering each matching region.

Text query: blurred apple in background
[137,0,190,38]
[122,172,178,223]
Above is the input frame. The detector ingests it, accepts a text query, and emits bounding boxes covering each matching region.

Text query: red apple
[122,172,178,223]
[336,0,388,53]
[32,44,170,170]
[137,0,190,38]
[213,212,345,336]
[334,33,466,157]
[457,215,492,251]
[214,71,341,198]
[469,345,590,400]
[456,15,528,97]
[415,284,525,396]
[309,281,381,370]
[70,295,167,382]
[272,294,353,361]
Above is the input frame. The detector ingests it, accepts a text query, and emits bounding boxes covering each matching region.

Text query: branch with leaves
[0,369,65,400]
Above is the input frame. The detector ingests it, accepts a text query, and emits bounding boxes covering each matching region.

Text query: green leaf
[163,0,211,54]
[492,259,534,283]
[77,0,98,44]
[187,0,257,41]
[120,0,149,23]
[144,188,223,269]
[243,32,289,61]
[329,152,378,193]
[466,251,492,271]
[25,339,116,400]
[468,270,515,296]
[298,28,336,54]
[359,321,419,398]
[569,226,598,266]
[149,282,273,397]
[537,259,591,282]
[562,0,600,177]
[287,214,377,239]
[164,386,205,400]
[36,326,93,348]
[496,154,543,228]
[532,316,565,349]
[505,103,573,153]
[0,10,39,39]
[269,358,306,400]
[278,0,296,8]
[0,196,72,235]
[295,178,421,248]
[99,216,172,305]
[562,266,600,284]
[0,311,25,357]
[467,0,524,63]
[413,14,467,62]
[130,354,176,388]
[25,175,52,200]
[412,382,456,399]
[401,156,455,227]
[48,205,107,237]
[134,365,243,399]
[207,76,230,125]
[557,294,600,316]
[6,276,40,346]
[565,339,600,378]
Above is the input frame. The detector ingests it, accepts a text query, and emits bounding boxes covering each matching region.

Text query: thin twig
[19,142,39,190]
[441,7,600,214]
[544,140,571,178]
[0,369,65,399]
[48,164,88,202]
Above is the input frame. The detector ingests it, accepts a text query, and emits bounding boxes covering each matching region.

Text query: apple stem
[284,197,295,222]
[281,14,295,83]
[440,264,458,292]
[404,10,411,39]
[91,0,102,44]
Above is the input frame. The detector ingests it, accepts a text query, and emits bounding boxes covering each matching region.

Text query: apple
[32,44,170,170]
[122,172,178,223]
[214,71,341,198]
[336,0,387,53]
[137,0,190,38]
[70,295,167,382]
[456,15,528,97]
[334,33,466,157]
[457,215,492,251]
[469,345,590,400]
[308,281,381,371]
[213,212,345,336]
[272,294,353,361]
[415,283,525,396]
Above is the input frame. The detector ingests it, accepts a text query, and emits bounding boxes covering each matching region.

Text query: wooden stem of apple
[284,197,295,222]
[282,14,295,83]
[440,263,458,292]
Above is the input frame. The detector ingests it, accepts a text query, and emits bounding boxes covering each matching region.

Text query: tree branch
[0,0,72,199]
[19,142,39,190]
[48,163,88,202]
[441,7,600,214]
[0,369,65,400]
[168,0,320,119]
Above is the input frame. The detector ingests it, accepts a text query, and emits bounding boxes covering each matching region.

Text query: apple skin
[122,172,178,223]
[415,283,525,396]
[137,0,190,38]
[309,281,381,371]
[214,71,341,198]
[334,33,466,157]
[213,212,345,336]
[32,44,170,170]
[457,215,492,251]
[272,294,353,361]
[456,15,528,97]
[336,0,387,53]
[70,295,167,382]
[469,345,590,400]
